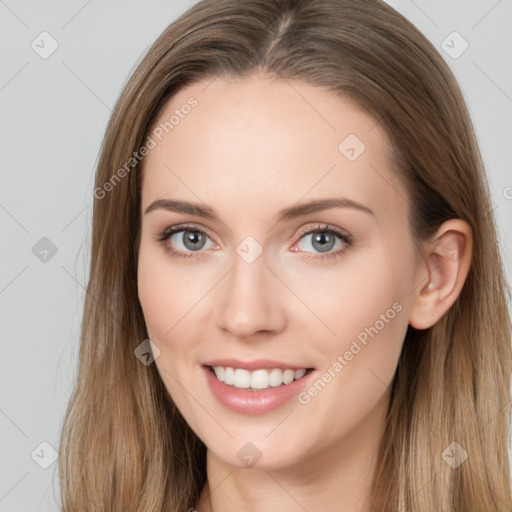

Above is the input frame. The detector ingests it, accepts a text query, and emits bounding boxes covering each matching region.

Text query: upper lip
[203,358,314,371]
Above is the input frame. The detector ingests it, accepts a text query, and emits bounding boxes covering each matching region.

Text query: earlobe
[408,219,473,330]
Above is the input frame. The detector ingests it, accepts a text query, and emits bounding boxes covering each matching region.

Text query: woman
[58,0,512,510]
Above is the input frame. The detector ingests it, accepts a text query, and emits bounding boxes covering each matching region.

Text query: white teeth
[282,369,295,384]
[295,368,306,379]
[234,369,251,388]
[269,368,283,387]
[212,366,309,390]
[251,369,269,389]
[223,367,235,385]
[214,366,225,382]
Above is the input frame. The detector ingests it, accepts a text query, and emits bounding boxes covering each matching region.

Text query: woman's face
[137,76,421,470]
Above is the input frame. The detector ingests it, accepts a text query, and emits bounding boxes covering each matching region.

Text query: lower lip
[202,366,316,415]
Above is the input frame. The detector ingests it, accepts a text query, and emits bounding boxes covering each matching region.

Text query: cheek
[137,247,169,337]
[137,247,201,405]
[137,244,193,350]
[289,239,412,387]
[285,246,404,336]
[137,243,204,338]
[292,261,410,450]
[330,243,414,378]
[323,275,405,383]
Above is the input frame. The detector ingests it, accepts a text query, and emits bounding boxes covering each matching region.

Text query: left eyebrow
[276,198,375,221]
[143,197,375,221]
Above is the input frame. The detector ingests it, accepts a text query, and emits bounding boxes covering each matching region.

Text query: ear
[409,219,473,330]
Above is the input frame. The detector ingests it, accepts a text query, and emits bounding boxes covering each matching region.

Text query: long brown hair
[58,0,512,510]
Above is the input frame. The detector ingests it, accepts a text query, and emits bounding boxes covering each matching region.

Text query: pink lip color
[203,358,310,371]
[202,365,316,415]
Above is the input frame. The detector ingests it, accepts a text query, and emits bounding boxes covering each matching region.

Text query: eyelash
[154,223,352,262]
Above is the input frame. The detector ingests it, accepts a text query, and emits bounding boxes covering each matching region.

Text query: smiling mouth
[206,365,314,391]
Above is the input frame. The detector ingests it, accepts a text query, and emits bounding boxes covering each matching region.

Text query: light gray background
[1,1,511,510]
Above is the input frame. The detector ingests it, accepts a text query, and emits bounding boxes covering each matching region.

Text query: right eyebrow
[144,199,218,219]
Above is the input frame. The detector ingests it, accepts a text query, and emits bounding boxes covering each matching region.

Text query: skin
[137,75,472,512]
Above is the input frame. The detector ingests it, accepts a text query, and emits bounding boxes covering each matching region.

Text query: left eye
[292,227,350,254]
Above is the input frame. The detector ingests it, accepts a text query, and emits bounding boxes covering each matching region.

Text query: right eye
[155,225,218,259]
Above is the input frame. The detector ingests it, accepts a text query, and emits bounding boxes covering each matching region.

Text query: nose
[216,251,287,340]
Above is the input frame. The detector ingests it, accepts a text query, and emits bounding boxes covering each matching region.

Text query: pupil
[184,231,205,250]
[312,231,334,253]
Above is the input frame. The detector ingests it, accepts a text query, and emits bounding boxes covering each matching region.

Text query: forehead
[141,76,406,224]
